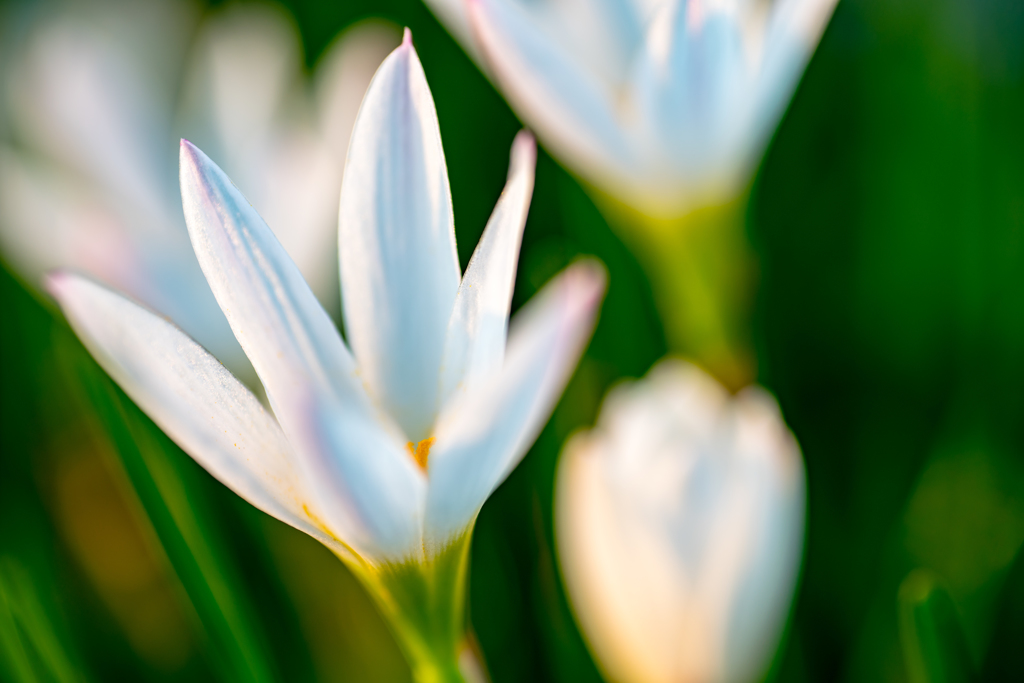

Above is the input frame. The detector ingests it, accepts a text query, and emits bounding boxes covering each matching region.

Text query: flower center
[407,437,435,471]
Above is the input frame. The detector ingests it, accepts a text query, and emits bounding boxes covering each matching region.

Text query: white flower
[49,29,606,572]
[425,0,838,216]
[0,1,397,373]
[556,359,805,683]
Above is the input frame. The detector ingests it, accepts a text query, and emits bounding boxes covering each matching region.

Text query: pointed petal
[468,0,634,189]
[628,0,838,210]
[177,5,346,312]
[180,140,353,400]
[439,131,535,405]
[338,29,460,443]
[247,135,342,313]
[424,260,606,546]
[46,272,347,553]
[179,141,425,560]
[0,147,252,379]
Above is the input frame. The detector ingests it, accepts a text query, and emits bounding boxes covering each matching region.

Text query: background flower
[427,0,839,217]
[424,0,841,390]
[557,360,805,683]
[0,0,398,374]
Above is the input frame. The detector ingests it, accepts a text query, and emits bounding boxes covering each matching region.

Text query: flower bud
[557,360,805,683]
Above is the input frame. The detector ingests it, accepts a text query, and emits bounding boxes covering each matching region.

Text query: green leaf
[57,334,278,683]
[0,557,85,683]
[898,569,977,683]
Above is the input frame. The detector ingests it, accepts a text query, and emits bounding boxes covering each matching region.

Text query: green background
[2,0,1023,681]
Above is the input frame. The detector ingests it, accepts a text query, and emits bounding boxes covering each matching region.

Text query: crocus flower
[557,360,804,683]
[0,1,397,373]
[425,0,838,216]
[50,30,605,681]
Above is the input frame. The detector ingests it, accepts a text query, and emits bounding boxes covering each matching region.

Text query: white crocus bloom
[425,0,838,216]
[557,360,805,683]
[50,30,605,681]
[0,1,397,373]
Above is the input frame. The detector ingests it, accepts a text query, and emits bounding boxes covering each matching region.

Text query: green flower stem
[341,531,485,683]
[898,570,978,683]
[600,194,757,391]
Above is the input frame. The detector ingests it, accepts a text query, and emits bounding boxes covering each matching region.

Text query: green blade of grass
[61,335,277,683]
[0,557,85,683]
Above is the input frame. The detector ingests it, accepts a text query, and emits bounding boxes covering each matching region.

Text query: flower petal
[754,0,840,146]
[179,141,425,561]
[439,131,536,406]
[467,0,634,191]
[338,29,460,443]
[556,431,680,683]
[424,260,606,547]
[177,5,347,312]
[46,272,347,554]
[628,0,839,210]
[8,4,192,225]
[770,0,840,47]
[179,140,354,400]
[0,148,136,290]
[284,387,427,562]
[630,2,749,193]
[421,0,489,68]
[0,147,252,377]
[556,360,806,683]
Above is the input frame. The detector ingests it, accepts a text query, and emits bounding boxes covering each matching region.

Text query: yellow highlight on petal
[407,437,435,471]
[303,503,344,545]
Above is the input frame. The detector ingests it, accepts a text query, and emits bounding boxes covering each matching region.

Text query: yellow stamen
[407,437,435,471]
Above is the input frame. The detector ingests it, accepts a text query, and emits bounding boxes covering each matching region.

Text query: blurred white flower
[50,29,605,577]
[556,359,805,683]
[425,0,838,216]
[0,0,398,373]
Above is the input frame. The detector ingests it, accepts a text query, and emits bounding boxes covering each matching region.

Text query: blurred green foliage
[898,570,977,683]
[0,557,85,683]
[1,0,1023,681]
[68,334,278,683]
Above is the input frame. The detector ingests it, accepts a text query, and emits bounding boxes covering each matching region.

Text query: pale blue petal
[46,272,349,555]
[285,387,427,561]
[468,0,634,190]
[424,260,606,547]
[439,131,535,406]
[753,0,839,149]
[180,141,425,560]
[0,147,252,378]
[422,0,488,67]
[338,30,460,443]
[631,3,749,177]
[427,0,645,84]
